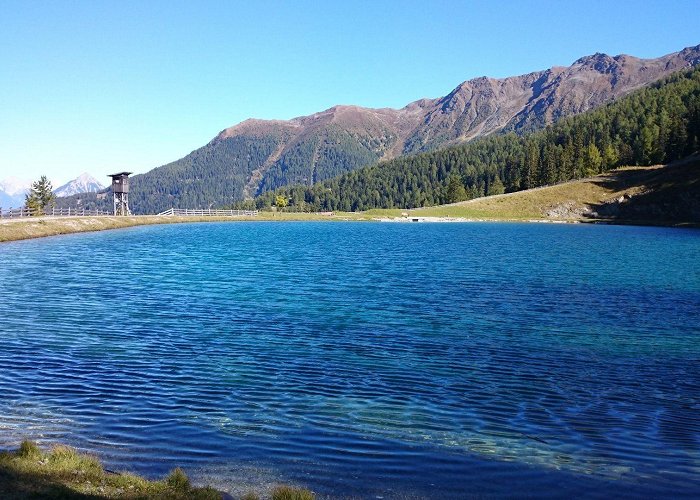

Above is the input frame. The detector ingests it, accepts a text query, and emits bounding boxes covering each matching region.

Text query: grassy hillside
[374,157,700,225]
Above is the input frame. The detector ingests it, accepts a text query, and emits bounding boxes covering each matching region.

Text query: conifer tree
[25,176,55,215]
[488,176,505,196]
[445,175,467,203]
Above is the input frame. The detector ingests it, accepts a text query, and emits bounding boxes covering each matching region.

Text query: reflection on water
[1,222,699,498]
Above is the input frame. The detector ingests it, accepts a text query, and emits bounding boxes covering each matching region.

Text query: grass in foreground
[0,440,315,500]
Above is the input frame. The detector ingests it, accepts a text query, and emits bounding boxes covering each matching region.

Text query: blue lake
[0,221,699,498]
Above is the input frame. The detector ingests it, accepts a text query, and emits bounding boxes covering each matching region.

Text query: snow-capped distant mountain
[0,176,31,196]
[0,176,31,208]
[55,173,105,197]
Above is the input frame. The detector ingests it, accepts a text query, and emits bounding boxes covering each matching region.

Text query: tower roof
[108,172,132,178]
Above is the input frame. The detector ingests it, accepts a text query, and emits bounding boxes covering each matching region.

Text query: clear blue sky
[1,0,698,186]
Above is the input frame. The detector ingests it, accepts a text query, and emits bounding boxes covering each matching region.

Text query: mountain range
[0,173,105,209]
[0,177,31,208]
[60,44,700,214]
[54,173,105,197]
[259,66,700,213]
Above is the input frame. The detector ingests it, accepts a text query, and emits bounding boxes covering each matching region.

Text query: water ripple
[1,222,699,498]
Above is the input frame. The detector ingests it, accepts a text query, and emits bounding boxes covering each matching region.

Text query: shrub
[272,484,315,500]
[17,440,40,458]
[48,445,78,461]
[166,467,191,491]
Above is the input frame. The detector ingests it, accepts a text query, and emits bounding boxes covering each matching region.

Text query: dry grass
[403,160,699,224]
[0,440,317,499]
[271,484,316,500]
[0,212,367,243]
[0,440,220,499]
[409,171,636,220]
[361,180,613,220]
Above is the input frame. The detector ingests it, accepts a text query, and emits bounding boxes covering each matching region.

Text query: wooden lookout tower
[108,172,132,216]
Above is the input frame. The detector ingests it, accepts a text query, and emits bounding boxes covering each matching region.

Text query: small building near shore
[108,172,132,215]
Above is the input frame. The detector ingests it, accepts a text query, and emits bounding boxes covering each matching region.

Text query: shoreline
[1,213,697,244]
[0,440,313,500]
[0,213,366,243]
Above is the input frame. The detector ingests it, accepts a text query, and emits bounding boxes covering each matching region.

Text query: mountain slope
[404,157,700,226]
[55,173,105,197]
[403,46,700,152]
[258,67,700,214]
[61,44,700,214]
[0,177,31,208]
[0,191,23,208]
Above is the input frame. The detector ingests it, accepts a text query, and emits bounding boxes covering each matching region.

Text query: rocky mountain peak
[55,173,105,198]
[573,52,620,73]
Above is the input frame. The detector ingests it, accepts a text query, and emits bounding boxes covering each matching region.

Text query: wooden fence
[0,207,110,218]
[1,206,259,218]
[157,208,259,217]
